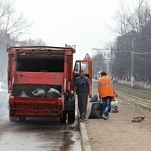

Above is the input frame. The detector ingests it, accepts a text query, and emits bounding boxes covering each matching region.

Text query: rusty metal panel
[9,97,63,117]
[14,72,64,85]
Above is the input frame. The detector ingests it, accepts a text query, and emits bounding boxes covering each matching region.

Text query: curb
[80,122,92,151]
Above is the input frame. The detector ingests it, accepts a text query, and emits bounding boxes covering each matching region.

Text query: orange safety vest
[98,75,114,99]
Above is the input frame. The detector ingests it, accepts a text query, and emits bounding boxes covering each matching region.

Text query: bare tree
[115,0,151,35]
[112,0,151,82]
[0,0,30,79]
[26,38,47,46]
[0,0,30,44]
[92,52,107,78]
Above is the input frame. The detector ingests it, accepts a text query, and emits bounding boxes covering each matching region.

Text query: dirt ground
[84,98,151,151]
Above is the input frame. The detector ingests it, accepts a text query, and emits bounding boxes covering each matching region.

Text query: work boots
[102,114,109,120]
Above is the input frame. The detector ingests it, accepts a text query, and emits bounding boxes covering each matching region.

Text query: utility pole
[131,37,135,88]
[110,46,113,76]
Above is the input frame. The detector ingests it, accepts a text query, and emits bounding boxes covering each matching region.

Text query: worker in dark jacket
[74,70,91,121]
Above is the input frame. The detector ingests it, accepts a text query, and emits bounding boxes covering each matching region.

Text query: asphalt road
[0,94,82,151]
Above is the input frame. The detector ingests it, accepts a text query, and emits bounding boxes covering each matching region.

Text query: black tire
[9,116,17,122]
[60,95,75,124]
[18,117,26,122]
[64,95,75,110]
[67,110,75,124]
[60,109,75,124]
[9,108,17,122]
[60,111,66,123]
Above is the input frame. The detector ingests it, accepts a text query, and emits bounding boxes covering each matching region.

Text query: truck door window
[81,62,88,74]
[74,62,80,73]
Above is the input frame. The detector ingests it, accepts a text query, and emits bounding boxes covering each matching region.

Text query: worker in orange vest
[98,71,115,120]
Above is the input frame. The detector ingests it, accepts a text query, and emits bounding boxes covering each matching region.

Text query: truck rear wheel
[9,108,17,122]
[9,116,17,122]
[18,117,26,122]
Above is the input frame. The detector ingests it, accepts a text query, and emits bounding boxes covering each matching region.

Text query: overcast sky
[14,0,120,60]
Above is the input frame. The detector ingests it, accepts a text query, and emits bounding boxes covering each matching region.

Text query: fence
[118,80,151,89]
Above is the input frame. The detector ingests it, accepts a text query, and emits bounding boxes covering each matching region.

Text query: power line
[92,48,151,55]
[133,51,151,55]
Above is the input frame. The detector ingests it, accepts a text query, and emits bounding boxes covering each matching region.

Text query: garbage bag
[88,102,104,119]
[47,88,61,98]
[20,91,29,97]
[111,100,118,112]
[32,88,46,97]
[90,94,98,102]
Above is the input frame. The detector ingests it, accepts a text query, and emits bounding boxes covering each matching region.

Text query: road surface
[0,94,82,151]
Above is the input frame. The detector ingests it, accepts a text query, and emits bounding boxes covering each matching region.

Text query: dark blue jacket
[75,76,90,94]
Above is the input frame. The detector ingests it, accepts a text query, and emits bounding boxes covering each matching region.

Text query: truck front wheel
[67,110,75,123]
[60,111,66,123]
[60,109,75,124]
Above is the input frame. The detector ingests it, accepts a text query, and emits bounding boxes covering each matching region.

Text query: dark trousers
[77,93,88,117]
[102,96,112,116]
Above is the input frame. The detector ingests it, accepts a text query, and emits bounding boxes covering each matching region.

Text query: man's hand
[89,94,92,98]
[70,90,76,96]
[115,93,118,97]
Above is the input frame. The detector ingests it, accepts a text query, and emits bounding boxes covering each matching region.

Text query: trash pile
[131,115,145,122]
[88,102,104,119]
[88,94,119,119]
[90,94,98,102]
[20,88,61,98]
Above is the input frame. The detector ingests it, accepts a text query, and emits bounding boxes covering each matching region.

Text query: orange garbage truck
[7,45,92,123]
